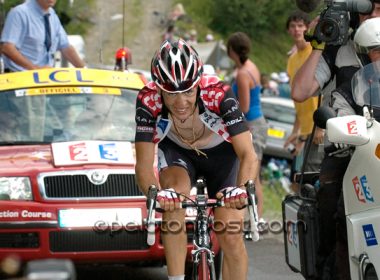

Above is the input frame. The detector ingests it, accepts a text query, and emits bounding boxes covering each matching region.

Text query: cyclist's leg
[200,142,247,280]
[214,208,248,280]
[158,139,195,278]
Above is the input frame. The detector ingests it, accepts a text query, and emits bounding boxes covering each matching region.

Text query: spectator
[1,0,85,72]
[227,31,268,223]
[283,10,324,177]
[260,73,278,96]
[169,3,185,22]
[205,33,214,42]
[187,29,198,45]
[163,24,177,43]
[277,71,291,98]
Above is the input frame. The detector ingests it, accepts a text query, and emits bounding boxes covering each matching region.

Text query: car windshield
[352,60,380,108]
[0,88,137,143]
[261,101,295,124]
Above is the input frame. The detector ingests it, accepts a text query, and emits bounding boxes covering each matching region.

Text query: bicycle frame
[145,179,259,280]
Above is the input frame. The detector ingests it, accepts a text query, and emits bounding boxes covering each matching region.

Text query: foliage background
[173,0,312,73]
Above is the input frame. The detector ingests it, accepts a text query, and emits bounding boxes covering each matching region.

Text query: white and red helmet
[151,39,203,93]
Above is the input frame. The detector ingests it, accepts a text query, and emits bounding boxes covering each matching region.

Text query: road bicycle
[145,178,259,280]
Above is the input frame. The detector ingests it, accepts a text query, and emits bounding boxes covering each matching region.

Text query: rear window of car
[261,101,295,124]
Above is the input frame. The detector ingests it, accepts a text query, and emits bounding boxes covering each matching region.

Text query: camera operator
[291,1,380,279]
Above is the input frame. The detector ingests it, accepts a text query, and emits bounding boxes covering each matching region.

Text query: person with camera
[291,1,380,279]
[327,17,380,280]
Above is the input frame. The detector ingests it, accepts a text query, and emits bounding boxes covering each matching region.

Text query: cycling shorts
[157,137,239,198]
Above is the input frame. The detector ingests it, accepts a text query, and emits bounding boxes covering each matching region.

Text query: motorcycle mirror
[313,106,337,129]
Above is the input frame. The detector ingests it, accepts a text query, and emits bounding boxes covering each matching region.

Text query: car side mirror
[313,106,337,129]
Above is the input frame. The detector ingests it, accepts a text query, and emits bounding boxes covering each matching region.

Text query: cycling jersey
[135,75,248,145]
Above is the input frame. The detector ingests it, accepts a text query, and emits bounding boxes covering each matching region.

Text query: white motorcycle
[284,60,380,280]
[324,60,380,280]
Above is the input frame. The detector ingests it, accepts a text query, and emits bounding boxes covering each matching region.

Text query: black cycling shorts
[157,137,239,198]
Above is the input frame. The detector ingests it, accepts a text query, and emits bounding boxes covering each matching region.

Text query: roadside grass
[262,179,288,220]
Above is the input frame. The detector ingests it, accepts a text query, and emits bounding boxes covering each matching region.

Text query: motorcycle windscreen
[352,60,380,108]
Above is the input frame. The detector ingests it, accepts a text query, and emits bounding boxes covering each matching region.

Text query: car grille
[50,230,149,252]
[39,171,144,199]
[0,232,39,248]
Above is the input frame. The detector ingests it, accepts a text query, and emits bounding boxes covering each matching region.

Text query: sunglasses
[160,79,197,93]
[162,88,197,97]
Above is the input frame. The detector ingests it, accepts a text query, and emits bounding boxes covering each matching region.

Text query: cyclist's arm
[135,141,159,196]
[291,50,323,102]
[230,131,258,186]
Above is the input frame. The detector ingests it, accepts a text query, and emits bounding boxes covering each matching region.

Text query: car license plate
[58,208,142,228]
[267,128,285,139]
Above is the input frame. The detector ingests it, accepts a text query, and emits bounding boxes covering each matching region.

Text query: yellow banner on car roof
[0,68,145,91]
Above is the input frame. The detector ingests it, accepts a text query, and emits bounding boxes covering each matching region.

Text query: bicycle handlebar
[145,181,260,245]
[245,180,260,242]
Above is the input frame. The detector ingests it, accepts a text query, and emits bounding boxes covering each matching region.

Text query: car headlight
[0,177,33,200]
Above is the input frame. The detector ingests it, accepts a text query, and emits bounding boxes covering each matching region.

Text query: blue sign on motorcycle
[362,224,378,247]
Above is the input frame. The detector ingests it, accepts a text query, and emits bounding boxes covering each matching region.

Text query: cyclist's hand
[157,188,181,212]
[217,186,248,209]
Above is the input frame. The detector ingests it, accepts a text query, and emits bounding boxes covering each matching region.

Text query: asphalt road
[76,235,305,280]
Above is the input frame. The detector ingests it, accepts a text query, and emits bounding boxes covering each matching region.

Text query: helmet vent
[174,62,181,81]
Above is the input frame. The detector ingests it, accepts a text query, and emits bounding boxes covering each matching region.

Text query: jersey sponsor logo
[135,108,155,124]
[200,88,225,113]
[347,120,358,135]
[222,98,239,117]
[363,224,378,247]
[352,175,374,203]
[140,91,162,117]
[225,116,243,126]
[136,126,154,133]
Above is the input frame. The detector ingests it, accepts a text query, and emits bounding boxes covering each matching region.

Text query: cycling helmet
[114,47,132,71]
[354,17,380,54]
[151,38,203,93]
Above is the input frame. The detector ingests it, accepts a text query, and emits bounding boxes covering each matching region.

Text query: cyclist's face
[161,87,198,121]
[359,3,380,22]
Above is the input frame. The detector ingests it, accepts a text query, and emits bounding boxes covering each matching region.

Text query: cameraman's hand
[304,16,325,51]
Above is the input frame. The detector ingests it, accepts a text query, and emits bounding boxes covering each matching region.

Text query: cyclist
[135,39,258,280]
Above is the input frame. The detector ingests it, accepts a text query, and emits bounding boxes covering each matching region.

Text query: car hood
[0,141,137,170]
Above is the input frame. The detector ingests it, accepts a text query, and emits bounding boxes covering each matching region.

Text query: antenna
[122,0,126,47]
